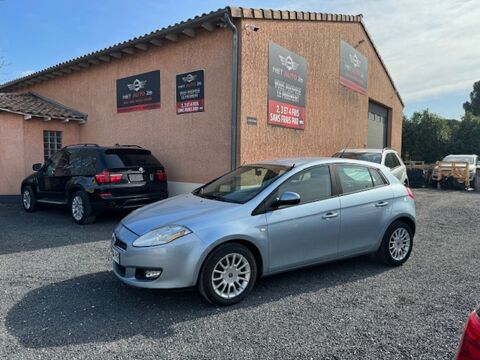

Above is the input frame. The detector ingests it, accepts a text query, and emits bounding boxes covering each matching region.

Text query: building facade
[0,7,403,196]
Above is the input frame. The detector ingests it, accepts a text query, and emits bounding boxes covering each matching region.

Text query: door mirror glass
[275,192,301,207]
[32,163,42,172]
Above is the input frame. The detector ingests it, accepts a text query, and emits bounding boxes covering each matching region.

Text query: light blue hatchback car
[112,158,416,305]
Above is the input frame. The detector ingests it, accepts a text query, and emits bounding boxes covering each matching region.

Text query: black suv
[21,144,168,224]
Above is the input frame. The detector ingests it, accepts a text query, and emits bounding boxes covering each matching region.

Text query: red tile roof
[0,92,87,122]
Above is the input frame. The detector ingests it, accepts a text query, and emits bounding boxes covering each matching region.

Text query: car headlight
[132,225,191,247]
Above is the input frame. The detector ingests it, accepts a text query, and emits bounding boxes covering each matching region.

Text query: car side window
[64,149,99,176]
[369,168,387,187]
[336,165,374,193]
[275,166,332,205]
[44,151,64,176]
[385,153,400,169]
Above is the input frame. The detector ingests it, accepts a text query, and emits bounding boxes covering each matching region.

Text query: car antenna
[339,138,352,157]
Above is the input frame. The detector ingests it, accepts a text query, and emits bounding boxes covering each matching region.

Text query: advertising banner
[116,70,160,113]
[268,42,307,130]
[176,70,205,114]
[339,40,368,95]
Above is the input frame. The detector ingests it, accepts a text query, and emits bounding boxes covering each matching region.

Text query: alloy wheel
[388,227,411,261]
[211,253,251,299]
[72,196,84,221]
[22,190,31,209]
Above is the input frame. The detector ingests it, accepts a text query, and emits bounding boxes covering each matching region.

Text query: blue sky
[1,0,479,119]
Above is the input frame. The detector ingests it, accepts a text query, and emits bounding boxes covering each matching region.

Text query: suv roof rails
[114,144,143,148]
[64,143,99,148]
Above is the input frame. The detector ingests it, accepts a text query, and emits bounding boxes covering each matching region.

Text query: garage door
[367,102,388,148]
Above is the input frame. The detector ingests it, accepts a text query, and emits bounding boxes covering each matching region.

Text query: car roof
[63,144,148,151]
[444,154,476,157]
[337,148,397,154]
[254,157,385,168]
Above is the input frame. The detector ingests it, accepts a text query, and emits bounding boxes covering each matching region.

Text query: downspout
[223,13,239,171]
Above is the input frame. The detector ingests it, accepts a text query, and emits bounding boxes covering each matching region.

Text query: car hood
[121,193,238,236]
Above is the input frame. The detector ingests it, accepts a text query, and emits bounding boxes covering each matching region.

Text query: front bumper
[111,224,206,289]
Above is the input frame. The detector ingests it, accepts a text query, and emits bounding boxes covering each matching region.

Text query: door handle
[322,212,338,219]
[375,201,389,207]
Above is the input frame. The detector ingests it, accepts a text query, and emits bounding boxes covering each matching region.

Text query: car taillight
[406,187,415,200]
[155,170,167,182]
[456,310,480,360]
[95,170,123,184]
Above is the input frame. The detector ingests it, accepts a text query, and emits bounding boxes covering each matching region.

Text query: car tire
[22,186,38,212]
[198,243,257,306]
[376,221,413,266]
[70,191,96,225]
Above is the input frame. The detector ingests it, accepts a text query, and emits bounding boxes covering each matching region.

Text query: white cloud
[278,0,480,102]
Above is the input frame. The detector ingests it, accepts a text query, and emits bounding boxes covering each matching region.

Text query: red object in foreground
[406,187,415,200]
[456,310,480,360]
[95,170,123,184]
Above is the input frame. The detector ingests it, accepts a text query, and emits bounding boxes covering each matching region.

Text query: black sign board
[116,70,160,113]
[339,40,368,94]
[176,70,204,114]
[268,42,307,130]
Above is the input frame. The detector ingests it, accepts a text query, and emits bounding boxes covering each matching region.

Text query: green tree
[402,110,456,162]
[451,112,480,154]
[463,80,480,116]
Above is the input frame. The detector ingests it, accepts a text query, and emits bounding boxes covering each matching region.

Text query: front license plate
[112,248,120,264]
[128,174,144,182]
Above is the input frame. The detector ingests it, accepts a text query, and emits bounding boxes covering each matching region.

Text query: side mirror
[274,191,301,207]
[32,163,42,172]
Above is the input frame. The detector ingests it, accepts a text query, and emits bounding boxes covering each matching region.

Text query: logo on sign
[279,55,299,71]
[127,79,147,92]
[182,74,197,83]
[349,53,361,68]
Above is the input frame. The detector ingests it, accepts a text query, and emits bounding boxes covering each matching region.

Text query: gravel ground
[0,188,479,359]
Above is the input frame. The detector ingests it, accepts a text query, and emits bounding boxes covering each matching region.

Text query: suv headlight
[132,225,191,247]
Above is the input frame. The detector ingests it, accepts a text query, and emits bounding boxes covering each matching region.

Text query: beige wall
[0,113,25,195]
[19,27,233,184]
[237,19,403,164]
[5,18,403,195]
[0,113,80,195]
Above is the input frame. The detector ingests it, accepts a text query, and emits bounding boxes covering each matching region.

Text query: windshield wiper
[201,194,241,204]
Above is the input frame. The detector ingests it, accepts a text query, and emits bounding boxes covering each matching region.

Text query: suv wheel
[198,243,257,306]
[376,221,413,266]
[70,191,96,225]
[22,186,37,212]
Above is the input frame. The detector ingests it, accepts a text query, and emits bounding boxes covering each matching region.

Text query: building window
[43,130,62,162]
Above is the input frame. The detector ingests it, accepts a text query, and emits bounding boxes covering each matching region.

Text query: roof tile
[0,92,87,121]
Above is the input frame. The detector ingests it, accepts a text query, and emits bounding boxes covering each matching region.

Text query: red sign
[268,100,305,129]
[176,99,205,114]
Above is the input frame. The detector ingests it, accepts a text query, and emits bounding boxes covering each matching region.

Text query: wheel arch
[195,238,265,285]
[67,185,86,202]
[391,215,416,236]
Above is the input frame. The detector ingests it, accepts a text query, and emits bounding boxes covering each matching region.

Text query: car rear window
[334,152,382,164]
[103,149,161,168]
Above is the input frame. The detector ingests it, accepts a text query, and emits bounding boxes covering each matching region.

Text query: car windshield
[442,155,475,164]
[333,152,382,164]
[194,164,291,204]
